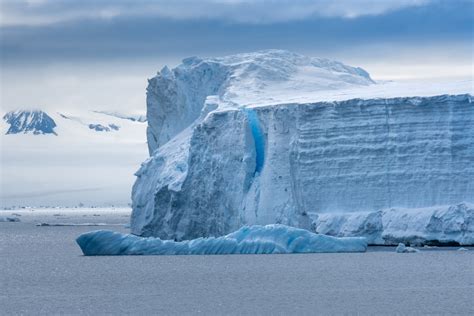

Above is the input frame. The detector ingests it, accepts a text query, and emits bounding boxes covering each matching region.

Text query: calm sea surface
[1,216,473,315]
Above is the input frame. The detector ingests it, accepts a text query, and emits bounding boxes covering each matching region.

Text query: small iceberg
[76,224,368,256]
[396,243,419,253]
[0,217,20,222]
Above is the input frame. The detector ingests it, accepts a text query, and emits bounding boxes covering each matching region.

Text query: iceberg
[395,243,419,253]
[76,224,367,256]
[131,50,474,244]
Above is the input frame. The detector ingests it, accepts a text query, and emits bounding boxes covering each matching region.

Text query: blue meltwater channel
[244,108,265,173]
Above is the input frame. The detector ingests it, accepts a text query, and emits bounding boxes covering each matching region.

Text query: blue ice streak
[244,108,265,173]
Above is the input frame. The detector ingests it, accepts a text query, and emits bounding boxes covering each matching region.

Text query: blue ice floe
[76,224,367,256]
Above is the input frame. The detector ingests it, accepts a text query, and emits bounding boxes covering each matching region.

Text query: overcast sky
[0,0,472,207]
[1,0,473,112]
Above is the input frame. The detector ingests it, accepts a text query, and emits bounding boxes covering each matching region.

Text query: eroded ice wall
[285,95,473,213]
[146,58,228,154]
[132,94,473,240]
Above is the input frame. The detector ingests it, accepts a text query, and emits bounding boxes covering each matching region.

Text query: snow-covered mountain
[131,50,474,245]
[3,109,146,136]
[3,110,57,135]
[1,109,148,207]
[57,111,126,133]
[93,110,147,123]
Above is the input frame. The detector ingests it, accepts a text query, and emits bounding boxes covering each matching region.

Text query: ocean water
[1,211,473,315]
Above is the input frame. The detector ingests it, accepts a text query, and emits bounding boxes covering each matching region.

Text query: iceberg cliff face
[132,50,473,244]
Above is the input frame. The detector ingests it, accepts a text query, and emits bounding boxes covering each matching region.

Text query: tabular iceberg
[76,224,367,256]
[131,50,474,244]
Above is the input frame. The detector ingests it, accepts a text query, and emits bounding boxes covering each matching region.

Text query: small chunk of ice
[0,217,21,222]
[396,243,419,253]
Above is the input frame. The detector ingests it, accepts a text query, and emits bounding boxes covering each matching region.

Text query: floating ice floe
[0,216,21,222]
[76,224,368,256]
[396,243,419,253]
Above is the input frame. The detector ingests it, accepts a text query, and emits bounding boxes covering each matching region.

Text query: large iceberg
[76,224,367,256]
[131,50,474,244]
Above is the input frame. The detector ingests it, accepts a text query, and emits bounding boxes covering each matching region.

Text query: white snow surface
[132,50,473,243]
[145,49,375,153]
[0,207,131,225]
[76,224,368,256]
[93,110,147,122]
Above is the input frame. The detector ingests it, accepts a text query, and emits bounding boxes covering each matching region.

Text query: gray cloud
[1,0,431,26]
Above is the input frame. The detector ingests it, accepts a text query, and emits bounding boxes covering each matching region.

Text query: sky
[0,0,473,207]
[1,0,473,113]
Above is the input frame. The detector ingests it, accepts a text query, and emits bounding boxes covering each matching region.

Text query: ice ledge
[245,93,472,110]
[76,224,368,256]
[311,203,474,246]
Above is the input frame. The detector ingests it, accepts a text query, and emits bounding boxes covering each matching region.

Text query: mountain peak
[3,110,57,135]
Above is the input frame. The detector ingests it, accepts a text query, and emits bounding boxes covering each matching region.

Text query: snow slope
[93,110,147,123]
[76,224,367,256]
[132,50,473,244]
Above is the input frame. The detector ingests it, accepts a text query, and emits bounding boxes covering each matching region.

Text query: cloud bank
[1,0,431,26]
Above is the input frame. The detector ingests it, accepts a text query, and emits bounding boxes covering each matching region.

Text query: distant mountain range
[2,109,146,136]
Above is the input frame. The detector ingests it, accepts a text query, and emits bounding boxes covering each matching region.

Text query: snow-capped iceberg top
[221,50,375,105]
[145,49,473,153]
[146,49,375,152]
[160,49,374,106]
